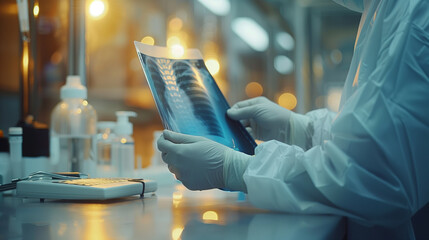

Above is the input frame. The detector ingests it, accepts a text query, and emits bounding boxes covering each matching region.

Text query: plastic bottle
[50,75,97,175]
[9,127,23,179]
[112,111,137,177]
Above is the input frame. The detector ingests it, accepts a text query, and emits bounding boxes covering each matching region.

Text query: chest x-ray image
[134,42,256,155]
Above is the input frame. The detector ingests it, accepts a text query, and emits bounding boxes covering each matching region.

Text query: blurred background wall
[0,0,360,167]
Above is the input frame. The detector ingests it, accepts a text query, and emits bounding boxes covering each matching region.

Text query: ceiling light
[231,18,269,52]
[276,32,295,51]
[274,55,294,74]
[198,0,230,16]
[89,0,106,18]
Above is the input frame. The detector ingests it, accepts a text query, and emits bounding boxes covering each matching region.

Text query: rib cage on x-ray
[144,55,223,137]
[172,61,223,137]
[146,58,174,119]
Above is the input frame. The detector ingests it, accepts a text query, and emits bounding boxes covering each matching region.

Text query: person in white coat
[157,0,429,236]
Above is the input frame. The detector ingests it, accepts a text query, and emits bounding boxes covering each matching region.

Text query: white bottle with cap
[50,75,97,175]
[112,111,137,177]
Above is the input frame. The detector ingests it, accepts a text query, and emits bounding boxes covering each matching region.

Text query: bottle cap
[60,75,87,100]
[9,127,23,135]
[115,111,137,135]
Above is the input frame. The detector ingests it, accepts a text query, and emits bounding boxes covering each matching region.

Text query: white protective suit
[243,0,429,233]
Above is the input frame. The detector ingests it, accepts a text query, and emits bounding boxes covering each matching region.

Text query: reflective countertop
[0,184,346,240]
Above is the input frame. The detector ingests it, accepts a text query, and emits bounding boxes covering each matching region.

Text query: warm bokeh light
[22,41,29,115]
[102,133,108,139]
[327,87,342,112]
[120,137,127,144]
[202,211,218,221]
[22,42,29,71]
[33,2,39,17]
[83,204,108,240]
[89,0,105,18]
[172,191,183,206]
[141,36,155,45]
[167,36,181,47]
[82,100,88,106]
[170,44,185,58]
[50,51,63,64]
[245,82,263,98]
[330,49,343,65]
[169,17,183,31]
[278,92,297,110]
[205,58,220,75]
[173,191,183,201]
[172,227,184,240]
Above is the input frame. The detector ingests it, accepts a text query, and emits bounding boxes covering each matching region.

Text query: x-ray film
[134,41,256,155]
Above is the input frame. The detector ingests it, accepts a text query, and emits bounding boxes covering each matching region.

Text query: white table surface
[0,181,346,240]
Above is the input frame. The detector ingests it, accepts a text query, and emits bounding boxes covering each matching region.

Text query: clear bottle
[97,121,116,166]
[50,76,97,175]
[95,121,116,177]
[112,111,137,177]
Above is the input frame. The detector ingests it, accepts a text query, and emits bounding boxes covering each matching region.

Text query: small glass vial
[9,127,23,179]
[97,121,116,165]
[112,111,137,177]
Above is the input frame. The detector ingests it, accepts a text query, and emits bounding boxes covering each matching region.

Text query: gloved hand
[227,97,313,149]
[227,96,292,142]
[157,130,251,192]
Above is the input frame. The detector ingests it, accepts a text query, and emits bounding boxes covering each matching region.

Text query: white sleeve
[286,108,336,150]
[305,108,337,146]
[243,85,428,227]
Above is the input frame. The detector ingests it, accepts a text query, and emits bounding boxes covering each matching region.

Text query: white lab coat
[243,0,429,237]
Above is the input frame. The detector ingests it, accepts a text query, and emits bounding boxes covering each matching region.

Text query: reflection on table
[0,184,346,240]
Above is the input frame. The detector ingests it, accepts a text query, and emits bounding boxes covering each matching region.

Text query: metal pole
[68,0,87,85]
[293,1,307,114]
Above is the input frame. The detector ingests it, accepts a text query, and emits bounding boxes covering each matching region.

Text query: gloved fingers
[240,119,250,127]
[163,130,205,144]
[245,127,255,138]
[161,151,168,162]
[180,179,201,191]
[156,133,177,153]
[160,148,175,165]
[229,96,267,109]
[168,164,180,175]
[227,105,259,120]
[168,165,181,180]
[167,164,176,174]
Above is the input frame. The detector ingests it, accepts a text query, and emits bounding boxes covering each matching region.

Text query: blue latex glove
[227,97,292,142]
[157,130,251,191]
[227,96,313,149]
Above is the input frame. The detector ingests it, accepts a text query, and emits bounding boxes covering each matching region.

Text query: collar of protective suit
[333,0,365,12]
